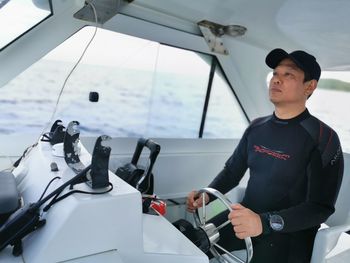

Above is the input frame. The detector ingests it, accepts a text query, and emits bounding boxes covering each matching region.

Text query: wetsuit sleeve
[208,128,249,195]
[261,134,344,234]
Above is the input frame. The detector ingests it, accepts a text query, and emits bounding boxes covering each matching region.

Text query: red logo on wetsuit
[254,145,290,160]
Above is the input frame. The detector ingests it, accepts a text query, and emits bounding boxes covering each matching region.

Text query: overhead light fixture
[223,24,247,37]
[198,20,247,37]
[198,20,247,55]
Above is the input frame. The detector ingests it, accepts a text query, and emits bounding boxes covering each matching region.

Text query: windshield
[0,0,51,50]
[0,27,248,139]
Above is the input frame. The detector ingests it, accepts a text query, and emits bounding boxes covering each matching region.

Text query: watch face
[269,214,284,231]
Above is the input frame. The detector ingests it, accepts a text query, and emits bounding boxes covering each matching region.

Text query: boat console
[0,122,209,263]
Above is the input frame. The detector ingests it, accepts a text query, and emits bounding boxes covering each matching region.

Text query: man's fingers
[233,224,249,233]
[228,210,244,220]
[186,190,207,212]
[186,191,196,212]
[230,203,245,210]
[230,217,241,226]
[186,191,209,214]
[232,224,248,239]
[228,205,263,238]
[228,203,246,220]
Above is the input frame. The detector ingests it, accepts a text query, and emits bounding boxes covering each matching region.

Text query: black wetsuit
[208,109,344,263]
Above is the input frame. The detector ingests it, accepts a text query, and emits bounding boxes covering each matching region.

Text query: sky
[44,27,211,75]
[42,26,350,83]
[43,26,350,82]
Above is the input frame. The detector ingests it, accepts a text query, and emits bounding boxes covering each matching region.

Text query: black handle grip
[144,139,161,164]
[131,138,160,166]
[131,138,160,192]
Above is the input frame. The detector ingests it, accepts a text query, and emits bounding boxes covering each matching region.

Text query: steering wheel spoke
[195,192,209,227]
[214,243,245,263]
[193,187,253,263]
[216,220,231,232]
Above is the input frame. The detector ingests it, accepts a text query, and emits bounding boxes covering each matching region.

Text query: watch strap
[259,213,272,235]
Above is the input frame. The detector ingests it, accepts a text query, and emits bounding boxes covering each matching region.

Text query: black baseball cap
[265,48,321,81]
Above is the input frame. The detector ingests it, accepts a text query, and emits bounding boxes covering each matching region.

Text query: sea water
[0,59,349,152]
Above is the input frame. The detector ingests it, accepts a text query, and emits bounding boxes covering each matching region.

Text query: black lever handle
[131,138,161,166]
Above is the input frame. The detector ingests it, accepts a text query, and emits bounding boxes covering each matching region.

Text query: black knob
[89,91,99,102]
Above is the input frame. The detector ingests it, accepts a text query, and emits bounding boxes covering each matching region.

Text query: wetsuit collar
[272,108,310,125]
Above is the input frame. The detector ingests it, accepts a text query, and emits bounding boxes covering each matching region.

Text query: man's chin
[269,97,285,107]
[269,96,279,104]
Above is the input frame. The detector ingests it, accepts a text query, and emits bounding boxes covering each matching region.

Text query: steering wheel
[193,188,253,263]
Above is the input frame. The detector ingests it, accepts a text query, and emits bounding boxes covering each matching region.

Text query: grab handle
[131,138,161,167]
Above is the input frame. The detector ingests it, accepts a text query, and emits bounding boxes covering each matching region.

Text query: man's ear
[305,80,317,97]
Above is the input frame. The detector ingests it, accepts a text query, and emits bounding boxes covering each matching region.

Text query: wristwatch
[269,214,284,231]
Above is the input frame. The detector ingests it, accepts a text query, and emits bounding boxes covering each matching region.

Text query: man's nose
[272,75,281,84]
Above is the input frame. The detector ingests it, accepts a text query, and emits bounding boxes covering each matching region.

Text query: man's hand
[228,203,263,239]
[186,190,209,213]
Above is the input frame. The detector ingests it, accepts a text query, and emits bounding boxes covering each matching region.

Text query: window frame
[198,57,250,138]
[0,0,53,52]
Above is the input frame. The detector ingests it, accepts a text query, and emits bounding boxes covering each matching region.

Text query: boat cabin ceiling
[118,0,350,69]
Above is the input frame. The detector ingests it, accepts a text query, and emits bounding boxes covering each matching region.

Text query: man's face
[269,58,311,106]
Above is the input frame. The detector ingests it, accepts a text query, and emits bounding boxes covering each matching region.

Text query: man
[187,48,344,263]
